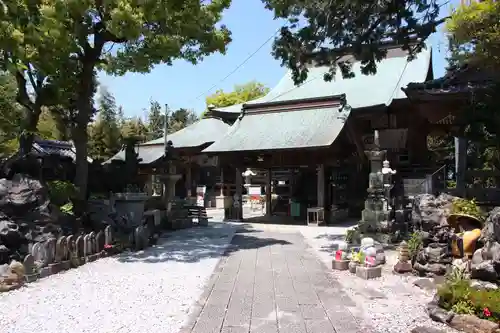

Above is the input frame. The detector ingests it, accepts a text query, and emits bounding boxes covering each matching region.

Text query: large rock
[0,174,75,264]
[412,193,457,231]
[0,174,49,217]
[481,207,500,243]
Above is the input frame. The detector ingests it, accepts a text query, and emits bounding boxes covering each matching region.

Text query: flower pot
[348,261,359,274]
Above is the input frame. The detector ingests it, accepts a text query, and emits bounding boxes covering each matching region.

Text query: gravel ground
[298,225,460,333]
[0,222,237,333]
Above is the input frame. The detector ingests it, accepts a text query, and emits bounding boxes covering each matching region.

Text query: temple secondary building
[202,44,434,222]
[109,43,477,224]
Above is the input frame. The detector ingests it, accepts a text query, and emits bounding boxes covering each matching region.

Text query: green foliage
[47,181,77,206]
[345,227,360,244]
[168,108,198,134]
[407,232,423,259]
[261,0,444,84]
[446,0,500,69]
[451,198,485,222]
[351,250,365,264]
[204,81,269,115]
[446,265,469,285]
[451,300,476,315]
[88,86,122,159]
[60,202,74,215]
[1,0,233,209]
[0,71,22,157]
[438,280,500,322]
[146,100,165,141]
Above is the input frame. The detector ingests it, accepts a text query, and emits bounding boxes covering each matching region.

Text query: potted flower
[349,250,364,273]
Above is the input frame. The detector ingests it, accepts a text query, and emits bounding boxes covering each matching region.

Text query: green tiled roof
[106,117,229,164]
[203,106,349,153]
[213,47,431,113]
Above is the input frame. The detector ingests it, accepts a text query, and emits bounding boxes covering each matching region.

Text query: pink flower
[104,244,113,249]
[483,308,491,317]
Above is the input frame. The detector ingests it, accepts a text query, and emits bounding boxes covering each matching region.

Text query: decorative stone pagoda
[359,130,397,243]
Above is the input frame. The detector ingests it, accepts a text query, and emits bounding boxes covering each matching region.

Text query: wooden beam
[346,120,366,162]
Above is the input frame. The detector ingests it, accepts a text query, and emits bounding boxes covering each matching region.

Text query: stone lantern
[242,168,256,188]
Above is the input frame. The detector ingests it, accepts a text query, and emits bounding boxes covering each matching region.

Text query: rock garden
[330,193,500,333]
[0,172,205,293]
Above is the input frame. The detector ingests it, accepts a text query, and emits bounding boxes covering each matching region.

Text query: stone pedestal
[113,193,148,228]
[215,196,231,209]
[158,173,182,212]
[360,149,390,234]
[356,265,382,279]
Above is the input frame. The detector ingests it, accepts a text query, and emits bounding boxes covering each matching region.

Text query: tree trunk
[72,63,95,217]
[19,103,43,155]
[72,124,89,216]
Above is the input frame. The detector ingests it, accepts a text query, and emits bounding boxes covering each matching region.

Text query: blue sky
[99,0,458,118]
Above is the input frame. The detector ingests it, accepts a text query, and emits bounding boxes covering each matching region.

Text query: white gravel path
[298,225,460,333]
[0,222,237,333]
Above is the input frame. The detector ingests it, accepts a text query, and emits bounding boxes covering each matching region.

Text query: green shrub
[407,232,423,259]
[438,280,500,322]
[47,181,77,206]
[60,203,74,215]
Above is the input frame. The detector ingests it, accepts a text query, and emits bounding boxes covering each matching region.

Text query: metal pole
[164,104,169,155]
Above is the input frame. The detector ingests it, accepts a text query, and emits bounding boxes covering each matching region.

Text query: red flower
[483,308,491,317]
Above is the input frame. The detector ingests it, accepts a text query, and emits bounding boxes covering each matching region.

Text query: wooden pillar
[317,164,325,208]
[186,160,192,198]
[235,167,243,221]
[266,169,272,217]
[455,136,467,197]
[219,167,224,196]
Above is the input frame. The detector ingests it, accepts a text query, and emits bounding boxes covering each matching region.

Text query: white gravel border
[299,226,460,333]
[0,222,237,333]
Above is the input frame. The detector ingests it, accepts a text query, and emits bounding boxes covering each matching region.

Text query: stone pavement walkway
[181,226,366,333]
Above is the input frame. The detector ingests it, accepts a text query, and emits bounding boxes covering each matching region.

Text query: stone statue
[382,160,396,176]
[447,199,484,260]
[449,215,483,259]
[393,240,412,273]
[242,168,256,187]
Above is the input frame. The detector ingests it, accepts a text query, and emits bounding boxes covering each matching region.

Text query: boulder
[0,174,76,264]
[481,207,500,243]
[412,193,457,231]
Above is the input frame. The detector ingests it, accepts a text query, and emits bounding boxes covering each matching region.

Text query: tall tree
[89,86,121,159]
[446,0,500,70]
[0,2,70,154]
[2,0,232,212]
[205,81,270,112]
[169,108,198,133]
[146,100,165,140]
[121,117,148,142]
[261,0,447,84]
[0,71,22,157]
[42,0,231,210]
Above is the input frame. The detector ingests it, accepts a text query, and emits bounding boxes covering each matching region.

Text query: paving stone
[278,316,307,333]
[304,319,336,333]
[252,302,276,319]
[221,326,250,333]
[250,318,279,333]
[300,304,327,320]
[275,296,300,313]
[184,227,365,333]
[191,318,223,333]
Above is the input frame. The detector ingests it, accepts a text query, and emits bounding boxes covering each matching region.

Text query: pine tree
[146,100,164,140]
[89,86,121,159]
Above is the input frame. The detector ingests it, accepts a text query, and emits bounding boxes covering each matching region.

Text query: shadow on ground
[116,223,290,264]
